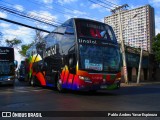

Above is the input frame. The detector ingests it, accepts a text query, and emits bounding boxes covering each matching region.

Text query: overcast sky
[0,0,160,63]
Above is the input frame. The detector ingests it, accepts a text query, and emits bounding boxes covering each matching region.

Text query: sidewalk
[121,81,160,87]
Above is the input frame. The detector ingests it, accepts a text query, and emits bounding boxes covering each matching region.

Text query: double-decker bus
[26,18,121,92]
[0,47,17,85]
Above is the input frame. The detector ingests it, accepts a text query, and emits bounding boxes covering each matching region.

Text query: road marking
[15,90,29,93]
[0,87,53,94]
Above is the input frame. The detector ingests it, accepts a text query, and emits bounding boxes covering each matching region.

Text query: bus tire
[30,76,36,87]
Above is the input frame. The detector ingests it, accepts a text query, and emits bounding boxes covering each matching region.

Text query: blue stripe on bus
[46,83,54,87]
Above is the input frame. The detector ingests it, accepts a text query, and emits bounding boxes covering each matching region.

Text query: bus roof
[73,18,111,27]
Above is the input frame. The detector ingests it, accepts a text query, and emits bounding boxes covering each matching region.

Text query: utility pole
[111,4,129,84]
[137,44,143,84]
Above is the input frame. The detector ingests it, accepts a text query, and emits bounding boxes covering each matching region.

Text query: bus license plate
[100,85,108,89]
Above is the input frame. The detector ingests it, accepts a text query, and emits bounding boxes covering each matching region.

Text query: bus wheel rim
[31,78,34,85]
[57,80,62,91]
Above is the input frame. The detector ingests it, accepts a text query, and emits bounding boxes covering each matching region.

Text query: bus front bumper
[76,80,121,91]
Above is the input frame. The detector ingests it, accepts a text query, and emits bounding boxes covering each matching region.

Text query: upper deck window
[62,19,74,35]
[76,19,116,41]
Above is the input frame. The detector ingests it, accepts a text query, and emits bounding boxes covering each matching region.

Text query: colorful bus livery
[26,18,121,92]
[0,47,17,85]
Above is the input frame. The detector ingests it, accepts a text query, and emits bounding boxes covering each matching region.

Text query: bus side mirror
[14,60,18,68]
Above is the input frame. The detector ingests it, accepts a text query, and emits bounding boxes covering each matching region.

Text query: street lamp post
[111,4,138,84]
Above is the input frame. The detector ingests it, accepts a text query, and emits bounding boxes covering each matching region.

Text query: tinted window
[0,47,14,62]
[0,61,14,75]
[79,44,121,72]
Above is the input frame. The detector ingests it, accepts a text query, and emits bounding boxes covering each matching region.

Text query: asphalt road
[0,79,160,120]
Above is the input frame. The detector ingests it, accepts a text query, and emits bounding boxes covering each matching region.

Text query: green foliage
[19,43,33,57]
[5,38,22,47]
[152,33,160,62]
[5,38,34,57]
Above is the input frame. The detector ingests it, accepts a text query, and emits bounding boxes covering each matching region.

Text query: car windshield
[79,44,121,72]
[0,62,14,75]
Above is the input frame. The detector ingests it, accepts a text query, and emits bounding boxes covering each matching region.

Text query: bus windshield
[0,62,14,75]
[79,44,121,72]
[76,19,116,41]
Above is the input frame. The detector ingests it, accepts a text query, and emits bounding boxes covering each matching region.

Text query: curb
[121,82,160,87]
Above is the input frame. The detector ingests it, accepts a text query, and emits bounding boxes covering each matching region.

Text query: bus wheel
[56,79,64,92]
[30,76,36,87]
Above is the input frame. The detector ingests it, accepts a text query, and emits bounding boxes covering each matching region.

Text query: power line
[0,1,61,26]
[0,17,50,33]
[0,0,101,24]
[88,0,112,10]
[0,0,62,24]
[0,5,58,27]
[0,6,57,27]
[0,17,67,36]
[0,0,63,25]
[27,0,77,18]
[27,0,98,20]
[104,0,119,7]
[96,0,115,8]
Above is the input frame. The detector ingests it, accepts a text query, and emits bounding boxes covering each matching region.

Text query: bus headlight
[115,77,121,81]
[8,78,11,81]
[79,76,92,83]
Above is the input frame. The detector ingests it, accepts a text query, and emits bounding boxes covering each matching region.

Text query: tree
[19,43,33,57]
[18,29,46,57]
[18,30,45,57]
[152,33,160,62]
[5,38,22,47]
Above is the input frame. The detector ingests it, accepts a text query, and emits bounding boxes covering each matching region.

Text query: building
[104,5,155,53]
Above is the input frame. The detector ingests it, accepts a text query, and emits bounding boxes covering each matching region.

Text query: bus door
[43,58,57,87]
[66,45,76,88]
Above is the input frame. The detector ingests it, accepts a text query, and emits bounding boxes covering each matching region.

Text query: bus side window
[65,27,74,35]
[107,27,115,41]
